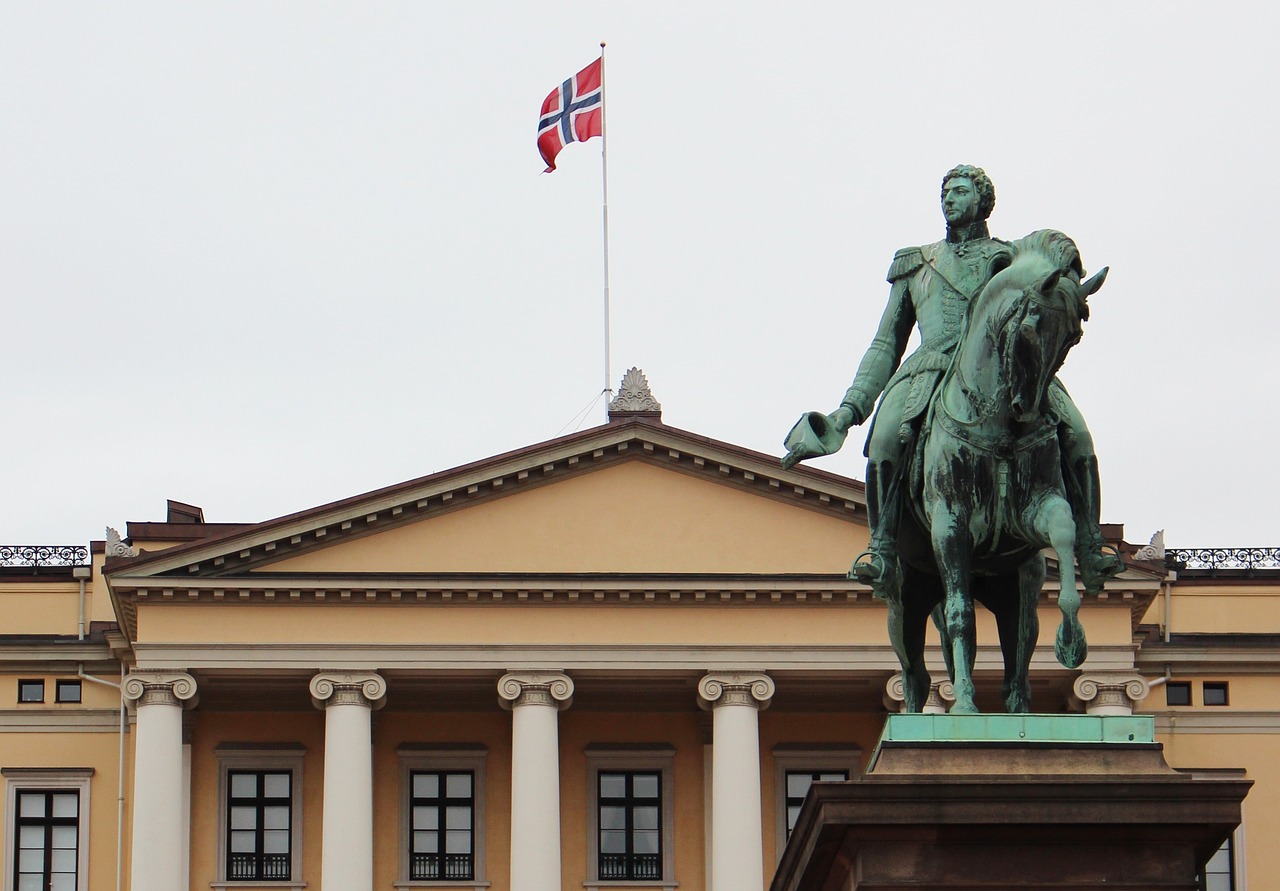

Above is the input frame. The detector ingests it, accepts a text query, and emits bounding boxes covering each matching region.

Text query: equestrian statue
[782,166,1117,713]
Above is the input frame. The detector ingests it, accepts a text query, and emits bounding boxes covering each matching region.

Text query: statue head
[941,164,996,227]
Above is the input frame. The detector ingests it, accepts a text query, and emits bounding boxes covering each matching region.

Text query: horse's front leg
[1030,495,1088,668]
[931,510,977,712]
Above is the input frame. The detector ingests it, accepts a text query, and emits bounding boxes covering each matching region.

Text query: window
[397,743,487,887]
[214,743,304,887]
[55,681,81,704]
[598,771,661,880]
[783,770,849,839]
[1203,682,1230,707]
[17,681,44,704]
[409,771,474,880]
[771,744,861,860]
[1166,682,1192,706]
[1200,833,1236,891]
[585,745,676,890]
[227,771,292,880]
[2,768,92,891]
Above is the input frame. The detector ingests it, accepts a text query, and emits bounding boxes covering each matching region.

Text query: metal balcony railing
[0,545,89,567]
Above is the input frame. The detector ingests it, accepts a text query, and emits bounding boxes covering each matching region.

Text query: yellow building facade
[0,387,1272,891]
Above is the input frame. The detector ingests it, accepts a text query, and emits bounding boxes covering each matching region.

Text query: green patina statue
[783,166,1118,713]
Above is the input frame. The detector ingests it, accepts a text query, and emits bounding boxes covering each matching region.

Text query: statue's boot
[1066,455,1122,595]
[849,461,903,601]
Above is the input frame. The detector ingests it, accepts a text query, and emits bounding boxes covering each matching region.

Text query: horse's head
[969,230,1107,423]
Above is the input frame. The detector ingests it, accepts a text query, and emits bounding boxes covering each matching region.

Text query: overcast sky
[1,3,1276,550]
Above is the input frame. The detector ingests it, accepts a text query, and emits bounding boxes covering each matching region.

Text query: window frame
[17,680,44,704]
[396,744,489,889]
[1199,828,1240,891]
[584,744,676,891]
[2,768,93,891]
[771,744,861,863]
[1203,682,1230,707]
[1166,681,1192,707]
[55,680,82,704]
[213,743,305,889]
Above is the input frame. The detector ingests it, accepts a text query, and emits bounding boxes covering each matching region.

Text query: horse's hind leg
[931,511,978,713]
[992,559,1044,713]
[898,568,939,712]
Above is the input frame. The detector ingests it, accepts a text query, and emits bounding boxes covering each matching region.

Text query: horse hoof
[951,702,980,715]
[1056,622,1088,669]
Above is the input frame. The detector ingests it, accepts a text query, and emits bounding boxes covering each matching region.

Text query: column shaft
[710,703,764,891]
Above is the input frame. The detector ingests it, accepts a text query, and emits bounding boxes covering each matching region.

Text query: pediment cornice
[104,417,867,582]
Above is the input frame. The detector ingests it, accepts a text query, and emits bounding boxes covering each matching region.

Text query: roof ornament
[608,367,662,419]
[105,527,136,558]
[1133,530,1165,563]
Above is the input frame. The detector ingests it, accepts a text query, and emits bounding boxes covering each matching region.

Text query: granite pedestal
[771,715,1250,891]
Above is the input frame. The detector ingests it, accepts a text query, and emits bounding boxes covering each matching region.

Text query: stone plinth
[771,715,1250,891]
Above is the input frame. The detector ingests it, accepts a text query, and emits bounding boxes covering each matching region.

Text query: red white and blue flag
[537,58,602,173]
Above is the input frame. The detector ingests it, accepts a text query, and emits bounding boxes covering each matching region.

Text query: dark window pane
[18,680,44,703]
[55,681,82,703]
[1166,682,1191,706]
[1204,683,1229,706]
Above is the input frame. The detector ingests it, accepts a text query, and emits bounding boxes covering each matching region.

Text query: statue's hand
[829,406,862,433]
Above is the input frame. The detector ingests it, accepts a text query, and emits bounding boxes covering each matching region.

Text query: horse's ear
[1081,266,1109,298]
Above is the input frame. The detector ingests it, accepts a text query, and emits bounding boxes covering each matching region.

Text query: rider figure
[818,165,1120,599]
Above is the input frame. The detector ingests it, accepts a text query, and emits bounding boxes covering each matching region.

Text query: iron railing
[410,853,473,881]
[0,545,89,567]
[228,853,289,880]
[600,853,661,880]
[1168,547,1280,571]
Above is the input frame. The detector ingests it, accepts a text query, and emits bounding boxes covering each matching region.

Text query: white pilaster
[699,672,775,891]
[310,671,387,891]
[498,671,573,891]
[122,671,197,891]
[1073,671,1151,715]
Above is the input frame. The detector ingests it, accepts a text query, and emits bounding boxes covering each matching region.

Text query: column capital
[309,671,387,710]
[122,671,198,709]
[1072,671,1151,715]
[884,673,955,714]
[497,671,574,710]
[698,672,774,711]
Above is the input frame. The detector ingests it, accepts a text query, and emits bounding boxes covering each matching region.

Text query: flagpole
[599,41,613,416]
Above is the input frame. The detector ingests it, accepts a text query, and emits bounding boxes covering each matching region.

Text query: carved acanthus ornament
[122,671,198,709]
[309,671,388,710]
[497,671,574,710]
[1072,671,1151,715]
[608,367,662,415]
[697,673,775,711]
[1133,530,1165,563]
[106,527,136,558]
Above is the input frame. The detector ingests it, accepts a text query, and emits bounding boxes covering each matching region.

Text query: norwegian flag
[537,58,603,173]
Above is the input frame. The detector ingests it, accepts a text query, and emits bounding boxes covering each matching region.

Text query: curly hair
[941,164,996,221]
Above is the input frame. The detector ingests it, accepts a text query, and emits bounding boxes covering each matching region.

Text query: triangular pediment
[106,417,868,581]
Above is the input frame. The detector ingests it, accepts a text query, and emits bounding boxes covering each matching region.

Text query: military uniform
[841,233,1116,594]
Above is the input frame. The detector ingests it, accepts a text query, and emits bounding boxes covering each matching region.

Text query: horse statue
[889,230,1109,713]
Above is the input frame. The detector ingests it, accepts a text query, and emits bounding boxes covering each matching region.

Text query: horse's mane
[1010,229,1084,280]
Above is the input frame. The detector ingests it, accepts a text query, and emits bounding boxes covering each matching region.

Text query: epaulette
[886,247,924,283]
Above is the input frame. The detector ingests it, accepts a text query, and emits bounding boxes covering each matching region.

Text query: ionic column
[699,672,775,891]
[1073,671,1151,715]
[498,671,574,891]
[884,673,956,714]
[122,671,197,891]
[310,671,387,891]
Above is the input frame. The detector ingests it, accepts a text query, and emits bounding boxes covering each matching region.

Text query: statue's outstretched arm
[836,278,914,430]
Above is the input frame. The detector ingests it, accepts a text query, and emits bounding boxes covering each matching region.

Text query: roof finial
[608,367,662,419]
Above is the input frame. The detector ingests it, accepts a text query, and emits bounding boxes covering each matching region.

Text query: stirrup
[849,550,886,582]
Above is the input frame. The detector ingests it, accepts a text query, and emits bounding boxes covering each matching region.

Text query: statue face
[942,177,981,228]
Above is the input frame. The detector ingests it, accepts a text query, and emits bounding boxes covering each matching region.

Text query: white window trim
[395,743,490,889]
[584,744,677,891]
[771,744,861,863]
[2,767,93,891]
[211,743,306,889]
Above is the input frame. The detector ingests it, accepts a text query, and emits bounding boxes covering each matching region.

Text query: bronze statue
[783,167,1116,712]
